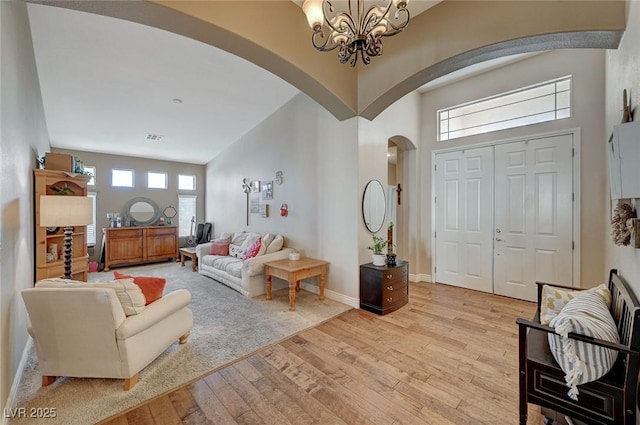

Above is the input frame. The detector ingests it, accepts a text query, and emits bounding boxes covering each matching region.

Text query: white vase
[372,253,386,266]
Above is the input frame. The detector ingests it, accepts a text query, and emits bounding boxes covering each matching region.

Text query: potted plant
[368,235,388,266]
[386,221,397,267]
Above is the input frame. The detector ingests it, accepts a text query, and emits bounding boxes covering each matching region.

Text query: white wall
[358,92,421,269]
[0,0,51,409]
[205,93,361,301]
[605,1,640,293]
[419,49,607,287]
[205,91,421,302]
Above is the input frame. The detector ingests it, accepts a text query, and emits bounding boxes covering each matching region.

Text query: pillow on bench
[548,290,619,400]
[540,283,611,325]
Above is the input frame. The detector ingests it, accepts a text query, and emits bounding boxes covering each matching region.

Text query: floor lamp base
[63,226,73,279]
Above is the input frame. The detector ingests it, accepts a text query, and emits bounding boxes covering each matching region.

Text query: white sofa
[196,231,293,297]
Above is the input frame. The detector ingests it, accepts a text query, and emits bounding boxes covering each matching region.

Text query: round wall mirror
[123,197,160,226]
[362,179,386,233]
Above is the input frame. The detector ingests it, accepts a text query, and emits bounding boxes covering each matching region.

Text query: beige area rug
[11,261,351,424]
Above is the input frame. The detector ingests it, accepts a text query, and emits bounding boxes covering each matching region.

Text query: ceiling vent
[146,133,164,142]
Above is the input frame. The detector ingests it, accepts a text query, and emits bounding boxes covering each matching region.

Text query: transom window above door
[437,76,571,141]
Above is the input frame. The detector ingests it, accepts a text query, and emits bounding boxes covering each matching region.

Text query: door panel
[494,135,573,301]
[435,147,494,292]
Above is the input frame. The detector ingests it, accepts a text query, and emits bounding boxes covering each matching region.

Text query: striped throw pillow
[548,291,619,400]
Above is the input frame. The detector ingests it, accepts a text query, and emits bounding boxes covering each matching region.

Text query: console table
[104,226,178,271]
[263,257,329,311]
[360,260,409,315]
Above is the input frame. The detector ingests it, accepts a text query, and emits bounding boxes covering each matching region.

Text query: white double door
[434,134,574,302]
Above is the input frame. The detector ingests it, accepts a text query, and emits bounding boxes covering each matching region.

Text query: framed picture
[250,196,260,214]
[260,204,269,218]
[251,180,260,193]
[262,181,273,200]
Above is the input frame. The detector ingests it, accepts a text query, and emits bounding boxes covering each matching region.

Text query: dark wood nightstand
[359,260,408,315]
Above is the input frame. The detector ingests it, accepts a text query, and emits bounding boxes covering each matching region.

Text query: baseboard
[2,337,32,425]
[410,273,432,283]
[300,282,359,308]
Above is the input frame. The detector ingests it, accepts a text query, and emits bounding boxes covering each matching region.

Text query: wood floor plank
[188,380,237,425]
[101,282,545,425]
[147,396,183,425]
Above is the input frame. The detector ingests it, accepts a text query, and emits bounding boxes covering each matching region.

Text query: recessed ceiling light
[172,98,182,104]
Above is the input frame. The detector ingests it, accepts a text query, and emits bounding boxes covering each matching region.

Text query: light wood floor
[101,281,546,425]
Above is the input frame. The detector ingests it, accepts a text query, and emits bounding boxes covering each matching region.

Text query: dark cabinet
[359,260,408,315]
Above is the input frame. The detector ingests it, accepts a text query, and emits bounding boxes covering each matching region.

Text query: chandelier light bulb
[303,0,324,29]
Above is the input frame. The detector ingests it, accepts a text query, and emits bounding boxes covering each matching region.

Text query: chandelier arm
[323,1,357,37]
[311,28,341,51]
[362,3,393,33]
[380,8,410,36]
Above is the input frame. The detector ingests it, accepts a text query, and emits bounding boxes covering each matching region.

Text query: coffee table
[263,257,329,311]
[179,247,198,272]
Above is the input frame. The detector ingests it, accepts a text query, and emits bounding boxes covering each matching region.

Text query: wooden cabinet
[104,226,178,271]
[34,169,90,282]
[359,260,408,315]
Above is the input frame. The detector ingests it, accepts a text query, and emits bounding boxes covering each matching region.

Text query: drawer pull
[387,285,393,290]
[386,297,393,302]
[386,274,392,279]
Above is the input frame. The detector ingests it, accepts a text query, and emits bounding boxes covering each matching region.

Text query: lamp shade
[40,195,93,227]
[302,0,324,29]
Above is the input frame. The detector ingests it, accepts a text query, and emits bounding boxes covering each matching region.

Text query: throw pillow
[113,271,166,305]
[210,241,230,256]
[548,291,619,400]
[265,234,284,254]
[262,233,275,249]
[229,243,246,259]
[540,283,611,325]
[240,232,262,251]
[243,236,262,261]
[231,231,249,246]
[36,278,146,316]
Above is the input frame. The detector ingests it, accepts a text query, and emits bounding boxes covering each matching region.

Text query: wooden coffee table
[264,257,329,311]
[179,247,198,272]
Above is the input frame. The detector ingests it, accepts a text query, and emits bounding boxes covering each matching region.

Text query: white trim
[410,273,431,283]
[2,338,32,425]
[572,129,581,288]
[299,282,359,308]
[431,128,582,293]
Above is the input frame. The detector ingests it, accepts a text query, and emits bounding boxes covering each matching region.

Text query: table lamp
[40,195,93,279]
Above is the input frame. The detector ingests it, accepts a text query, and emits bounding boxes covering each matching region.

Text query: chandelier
[302,0,410,67]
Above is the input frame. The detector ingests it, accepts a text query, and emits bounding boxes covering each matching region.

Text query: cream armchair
[22,287,193,390]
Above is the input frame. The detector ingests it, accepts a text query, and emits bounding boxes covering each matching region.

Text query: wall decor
[280,203,289,217]
[275,171,284,185]
[252,180,261,193]
[262,181,273,200]
[260,204,269,218]
[242,178,251,226]
[250,196,260,213]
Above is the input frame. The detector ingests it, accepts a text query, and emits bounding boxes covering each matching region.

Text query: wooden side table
[263,257,329,311]
[179,247,198,272]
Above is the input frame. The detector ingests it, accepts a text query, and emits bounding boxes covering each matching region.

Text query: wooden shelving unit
[34,169,90,282]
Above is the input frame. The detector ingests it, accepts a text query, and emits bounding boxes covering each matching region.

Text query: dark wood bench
[516,269,640,425]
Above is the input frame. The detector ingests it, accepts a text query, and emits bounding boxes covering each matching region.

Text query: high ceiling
[26,1,557,165]
[27,3,300,165]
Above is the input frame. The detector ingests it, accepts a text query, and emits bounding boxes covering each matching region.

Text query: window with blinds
[178,195,197,237]
[438,76,571,141]
[87,192,97,246]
